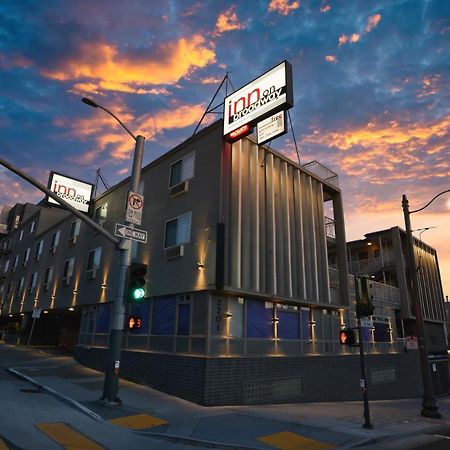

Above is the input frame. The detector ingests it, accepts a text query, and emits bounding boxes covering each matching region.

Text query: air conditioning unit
[87,270,97,280]
[68,235,77,246]
[169,180,189,197]
[165,245,184,259]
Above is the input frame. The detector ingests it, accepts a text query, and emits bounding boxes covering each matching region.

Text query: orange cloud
[215,5,246,34]
[417,74,441,98]
[365,14,381,33]
[268,0,300,15]
[70,82,171,96]
[325,55,337,63]
[339,33,360,46]
[200,76,225,84]
[41,35,215,92]
[69,101,207,164]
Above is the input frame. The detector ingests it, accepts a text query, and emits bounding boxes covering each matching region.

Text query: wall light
[72,290,78,295]
[101,283,107,289]
[44,310,49,314]
[309,320,316,326]
[197,261,205,270]
[225,312,233,319]
[367,242,372,246]
[272,317,279,323]
[68,307,75,311]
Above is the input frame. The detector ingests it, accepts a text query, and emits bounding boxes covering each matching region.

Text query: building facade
[0,121,441,404]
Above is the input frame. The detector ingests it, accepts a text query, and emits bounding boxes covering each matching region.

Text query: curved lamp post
[402,189,450,418]
[82,97,145,403]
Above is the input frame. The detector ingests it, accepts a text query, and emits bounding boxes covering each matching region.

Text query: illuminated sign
[223,61,293,136]
[256,111,287,145]
[47,172,94,213]
[127,315,143,330]
[226,124,253,143]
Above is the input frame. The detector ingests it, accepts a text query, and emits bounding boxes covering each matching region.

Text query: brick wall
[75,346,425,406]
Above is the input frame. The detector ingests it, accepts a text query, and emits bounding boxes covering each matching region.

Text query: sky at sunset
[0,0,449,295]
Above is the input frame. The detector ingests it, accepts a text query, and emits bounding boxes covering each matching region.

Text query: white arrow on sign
[114,223,147,243]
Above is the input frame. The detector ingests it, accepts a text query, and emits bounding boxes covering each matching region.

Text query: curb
[7,367,104,423]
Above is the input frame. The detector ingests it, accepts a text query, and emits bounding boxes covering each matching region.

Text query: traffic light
[127,262,147,302]
[339,328,356,346]
[355,276,374,318]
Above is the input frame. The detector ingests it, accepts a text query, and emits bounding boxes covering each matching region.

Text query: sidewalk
[7,347,450,450]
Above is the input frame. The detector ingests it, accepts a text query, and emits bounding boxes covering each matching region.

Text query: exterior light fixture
[101,283,107,289]
[197,261,205,270]
[308,320,316,326]
[367,242,372,246]
[44,310,49,314]
[68,307,75,311]
[8,314,13,317]
[72,290,78,295]
[225,312,232,318]
[272,317,279,323]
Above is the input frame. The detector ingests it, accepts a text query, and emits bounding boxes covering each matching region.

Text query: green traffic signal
[128,262,148,302]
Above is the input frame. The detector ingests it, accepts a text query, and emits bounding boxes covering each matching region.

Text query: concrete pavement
[4,344,450,450]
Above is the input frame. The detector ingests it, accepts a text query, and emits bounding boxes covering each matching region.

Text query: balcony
[348,251,396,276]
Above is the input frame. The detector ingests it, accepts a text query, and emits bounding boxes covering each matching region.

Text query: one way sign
[114,223,147,243]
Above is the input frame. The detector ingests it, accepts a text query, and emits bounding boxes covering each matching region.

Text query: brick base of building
[74,346,427,405]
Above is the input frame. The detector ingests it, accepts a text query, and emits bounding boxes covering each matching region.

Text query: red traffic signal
[127,315,143,330]
[339,328,356,346]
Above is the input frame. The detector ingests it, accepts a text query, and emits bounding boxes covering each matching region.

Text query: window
[68,219,81,244]
[19,230,24,241]
[152,297,176,335]
[35,240,43,259]
[94,204,108,225]
[277,304,300,339]
[169,152,195,188]
[300,307,312,340]
[23,248,30,266]
[86,247,102,274]
[246,299,274,338]
[6,282,13,297]
[177,296,190,335]
[18,277,25,293]
[29,272,37,293]
[43,266,54,290]
[12,255,18,271]
[3,260,9,273]
[62,257,75,281]
[50,230,60,252]
[164,212,191,248]
[30,221,36,234]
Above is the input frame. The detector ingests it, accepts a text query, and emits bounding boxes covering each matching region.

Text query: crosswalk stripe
[36,423,104,450]
[109,413,169,430]
[258,431,336,450]
[0,438,9,450]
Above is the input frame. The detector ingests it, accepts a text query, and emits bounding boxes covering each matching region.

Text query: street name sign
[32,308,42,319]
[126,191,144,225]
[114,223,147,243]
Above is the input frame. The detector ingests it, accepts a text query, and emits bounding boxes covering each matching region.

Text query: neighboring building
[346,228,449,394]
[0,121,442,404]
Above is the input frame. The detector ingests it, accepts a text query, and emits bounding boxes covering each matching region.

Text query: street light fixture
[402,189,450,419]
[82,97,145,404]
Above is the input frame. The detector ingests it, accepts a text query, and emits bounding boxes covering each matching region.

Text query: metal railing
[302,161,339,188]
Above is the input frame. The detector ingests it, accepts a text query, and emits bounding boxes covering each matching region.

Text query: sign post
[27,308,41,348]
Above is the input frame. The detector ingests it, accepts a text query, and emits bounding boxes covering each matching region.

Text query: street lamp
[82,97,145,403]
[402,189,450,418]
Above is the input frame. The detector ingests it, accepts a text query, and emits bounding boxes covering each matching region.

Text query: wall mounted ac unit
[165,245,184,259]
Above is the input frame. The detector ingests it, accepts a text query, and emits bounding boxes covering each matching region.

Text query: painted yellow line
[258,431,336,450]
[109,413,169,430]
[36,423,104,450]
[0,438,8,450]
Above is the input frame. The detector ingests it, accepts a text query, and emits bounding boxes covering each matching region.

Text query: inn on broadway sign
[47,171,94,213]
[223,60,294,138]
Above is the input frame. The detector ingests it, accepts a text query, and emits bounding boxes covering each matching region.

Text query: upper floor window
[18,230,24,241]
[62,257,75,284]
[18,277,25,294]
[86,247,102,278]
[30,221,36,234]
[29,272,37,293]
[169,152,195,188]
[43,266,54,290]
[35,240,44,260]
[22,248,30,266]
[68,219,81,244]
[3,259,10,273]
[50,230,60,253]
[12,255,18,271]
[94,204,108,225]
[164,212,191,248]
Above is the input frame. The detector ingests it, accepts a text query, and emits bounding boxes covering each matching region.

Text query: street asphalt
[2,343,450,450]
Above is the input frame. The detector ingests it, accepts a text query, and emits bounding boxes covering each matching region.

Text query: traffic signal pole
[357,322,373,429]
[102,134,145,404]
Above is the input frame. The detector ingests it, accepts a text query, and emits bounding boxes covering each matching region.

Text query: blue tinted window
[278,311,299,339]
[95,303,111,333]
[152,297,176,335]
[300,309,311,339]
[177,304,190,335]
[247,299,273,338]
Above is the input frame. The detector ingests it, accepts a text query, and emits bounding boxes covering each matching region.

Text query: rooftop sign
[47,171,94,213]
[223,61,293,136]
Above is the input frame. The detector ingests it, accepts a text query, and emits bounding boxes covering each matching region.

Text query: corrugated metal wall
[223,138,331,304]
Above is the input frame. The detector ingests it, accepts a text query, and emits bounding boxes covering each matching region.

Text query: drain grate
[20,387,43,393]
